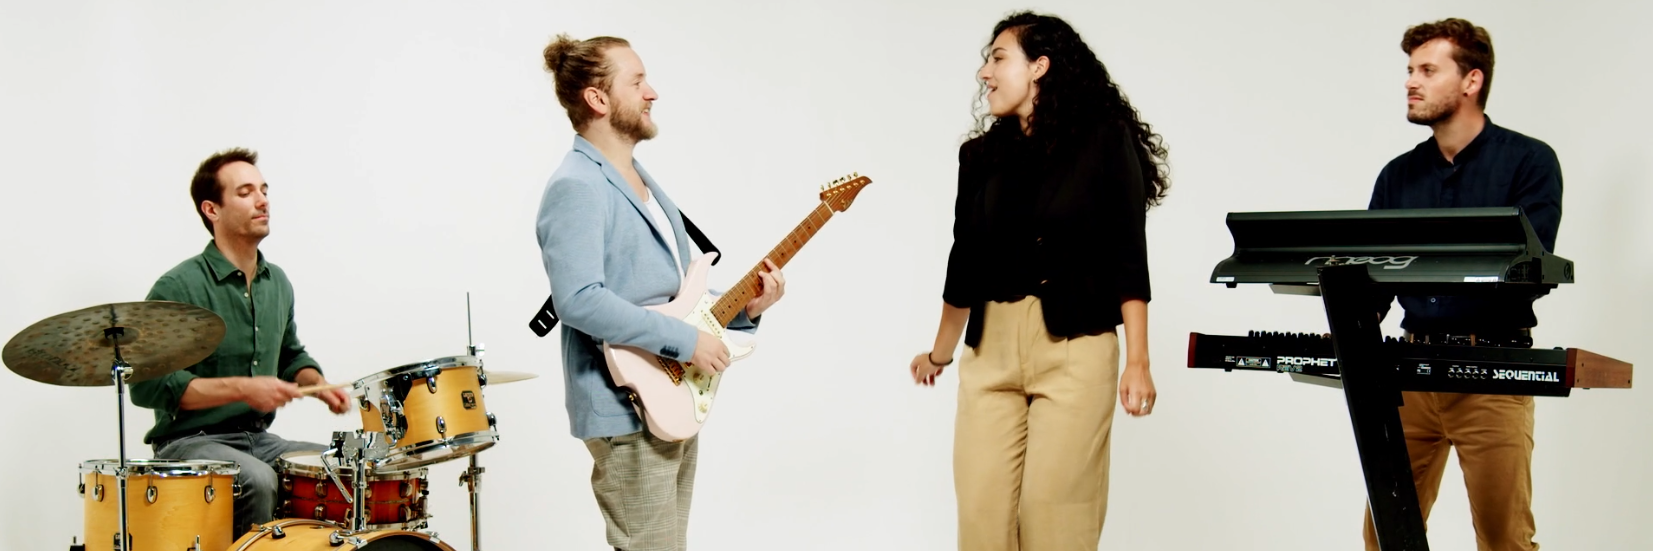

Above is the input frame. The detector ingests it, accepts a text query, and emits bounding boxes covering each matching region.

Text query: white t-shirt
[642,194,683,275]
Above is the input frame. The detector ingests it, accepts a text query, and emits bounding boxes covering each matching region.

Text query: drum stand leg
[459,454,483,550]
[105,325,133,551]
[461,292,485,551]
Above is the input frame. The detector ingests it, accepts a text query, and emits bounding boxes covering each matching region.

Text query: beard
[1406,95,1458,126]
[612,99,657,142]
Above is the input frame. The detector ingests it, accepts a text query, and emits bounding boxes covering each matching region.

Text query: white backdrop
[2,1,1648,550]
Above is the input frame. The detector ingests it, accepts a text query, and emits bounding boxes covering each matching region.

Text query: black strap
[529,211,719,337]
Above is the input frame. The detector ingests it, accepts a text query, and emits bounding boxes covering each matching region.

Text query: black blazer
[943,122,1152,349]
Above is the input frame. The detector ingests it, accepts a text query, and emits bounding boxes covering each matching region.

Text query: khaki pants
[585,430,699,551]
[1362,392,1537,551]
[955,298,1120,551]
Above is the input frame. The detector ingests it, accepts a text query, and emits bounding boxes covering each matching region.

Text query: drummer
[130,147,353,534]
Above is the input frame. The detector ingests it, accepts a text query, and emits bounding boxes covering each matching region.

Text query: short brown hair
[542,34,630,130]
[190,147,257,234]
[1402,18,1495,107]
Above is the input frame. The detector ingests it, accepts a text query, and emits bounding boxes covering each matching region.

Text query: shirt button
[244,293,250,298]
[1429,298,1437,303]
[252,360,259,366]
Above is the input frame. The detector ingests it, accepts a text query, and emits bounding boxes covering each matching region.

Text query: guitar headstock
[818,173,872,212]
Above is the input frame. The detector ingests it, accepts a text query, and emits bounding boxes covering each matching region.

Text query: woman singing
[910,11,1170,550]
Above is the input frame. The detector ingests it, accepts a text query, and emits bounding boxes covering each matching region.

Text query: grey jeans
[154,431,325,535]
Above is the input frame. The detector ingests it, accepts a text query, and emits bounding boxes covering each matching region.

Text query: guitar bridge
[656,357,685,385]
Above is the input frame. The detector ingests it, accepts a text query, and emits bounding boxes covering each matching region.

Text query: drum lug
[313,503,327,521]
[315,480,328,498]
[478,369,488,387]
[487,412,497,428]
[400,480,414,498]
[93,484,104,502]
[281,477,293,493]
[145,485,157,504]
[203,484,216,503]
[233,482,244,498]
[77,482,85,496]
[436,416,447,436]
[271,525,286,539]
[426,375,439,394]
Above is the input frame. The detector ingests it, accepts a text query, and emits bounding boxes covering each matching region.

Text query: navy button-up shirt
[1368,115,1563,333]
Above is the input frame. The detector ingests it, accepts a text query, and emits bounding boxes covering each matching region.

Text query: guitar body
[602,252,755,441]
[596,172,870,441]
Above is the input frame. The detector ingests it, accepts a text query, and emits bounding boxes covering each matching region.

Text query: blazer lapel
[571,137,681,269]
[635,163,692,273]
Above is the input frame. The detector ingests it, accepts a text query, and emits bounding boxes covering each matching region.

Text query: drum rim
[79,458,241,477]
[353,355,481,386]
[233,518,448,549]
[275,450,428,480]
[372,429,498,470]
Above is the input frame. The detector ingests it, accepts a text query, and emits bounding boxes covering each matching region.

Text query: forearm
[929,302,971,362]
[1121,299,1149,368]
[177,377,248,411]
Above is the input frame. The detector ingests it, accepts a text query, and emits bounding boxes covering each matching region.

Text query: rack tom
[355,355,498,470]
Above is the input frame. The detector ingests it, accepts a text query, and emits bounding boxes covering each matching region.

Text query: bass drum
[228,519,455,551]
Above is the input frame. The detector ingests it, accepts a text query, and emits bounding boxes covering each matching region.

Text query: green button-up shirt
[130,241,323,445]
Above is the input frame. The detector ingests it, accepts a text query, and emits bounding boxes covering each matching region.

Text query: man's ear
[201,200,220,223]
[1462,68,1484,101]
[583,86,610,117]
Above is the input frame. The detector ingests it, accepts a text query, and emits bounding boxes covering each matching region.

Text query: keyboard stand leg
[1317,264,1430,551]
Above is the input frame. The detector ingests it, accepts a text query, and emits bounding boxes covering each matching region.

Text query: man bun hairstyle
[543,33,631,129]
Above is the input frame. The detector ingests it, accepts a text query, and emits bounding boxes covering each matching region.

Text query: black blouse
[942,122,1152,349]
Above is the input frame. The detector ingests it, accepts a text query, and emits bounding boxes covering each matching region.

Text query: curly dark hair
[968,11,1169,208]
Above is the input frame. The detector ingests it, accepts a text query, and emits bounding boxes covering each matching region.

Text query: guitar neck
[710,203,834,326]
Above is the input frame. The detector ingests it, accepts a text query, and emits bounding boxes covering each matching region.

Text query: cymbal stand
[103,312,134,551]
[459,292,486,551]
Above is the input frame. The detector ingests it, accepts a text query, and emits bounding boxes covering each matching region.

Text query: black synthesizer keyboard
[1188,331,1632,397]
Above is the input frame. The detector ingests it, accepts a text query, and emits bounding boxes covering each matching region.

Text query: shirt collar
[201,240,267,283]
[1424,114,1501,166]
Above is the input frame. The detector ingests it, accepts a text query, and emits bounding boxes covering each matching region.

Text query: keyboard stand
[1317,264,1430,551]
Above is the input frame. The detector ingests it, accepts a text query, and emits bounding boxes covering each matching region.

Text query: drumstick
[296,382,352,395]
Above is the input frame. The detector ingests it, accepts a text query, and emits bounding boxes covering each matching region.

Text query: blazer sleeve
[1097,125,1152,303]
[537,176,700,362]
[942,138,985,308]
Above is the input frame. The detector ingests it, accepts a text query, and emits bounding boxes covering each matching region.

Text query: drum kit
[2,295,532,551]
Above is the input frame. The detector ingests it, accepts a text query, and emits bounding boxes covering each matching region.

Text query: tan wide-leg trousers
[955,297,1120,551]
[1362,391,1538,551]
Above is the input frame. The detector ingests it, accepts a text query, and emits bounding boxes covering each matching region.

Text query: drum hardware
[229,518,454,550]
[460,291,487,551]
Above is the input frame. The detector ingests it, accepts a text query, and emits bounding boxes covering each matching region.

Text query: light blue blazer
[536,135,759,439]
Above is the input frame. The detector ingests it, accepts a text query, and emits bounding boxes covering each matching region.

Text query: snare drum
[228,518,455,550]
[79,459,239,551]
[356,355,498,469]
[276,451,429,530]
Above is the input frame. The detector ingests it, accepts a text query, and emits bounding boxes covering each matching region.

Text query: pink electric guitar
[601,174,872,441]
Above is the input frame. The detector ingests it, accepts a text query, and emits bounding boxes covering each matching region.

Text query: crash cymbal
[483,370,538,385]
[3,301,225,387]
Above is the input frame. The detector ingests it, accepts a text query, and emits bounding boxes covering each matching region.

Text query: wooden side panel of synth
[1567,348,1633,389]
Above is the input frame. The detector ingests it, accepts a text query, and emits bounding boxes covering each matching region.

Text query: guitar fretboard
[710,203,834,326]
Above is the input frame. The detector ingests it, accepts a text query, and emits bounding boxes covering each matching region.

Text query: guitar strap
[529,211,720,337]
